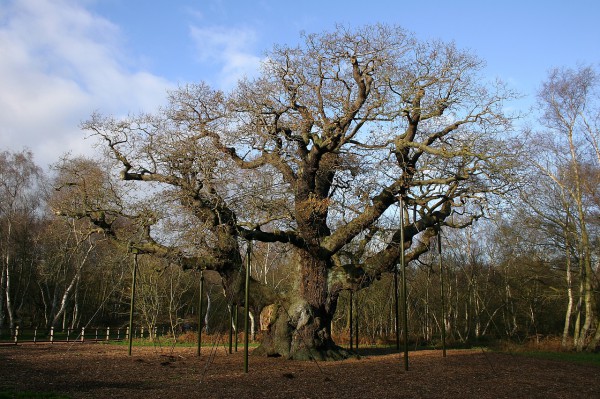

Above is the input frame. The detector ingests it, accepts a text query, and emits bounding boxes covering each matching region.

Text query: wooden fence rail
[0,326,162,345]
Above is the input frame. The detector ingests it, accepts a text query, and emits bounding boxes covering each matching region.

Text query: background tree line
[1,34,598,352]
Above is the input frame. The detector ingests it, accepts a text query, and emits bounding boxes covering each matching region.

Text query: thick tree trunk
[588,320,600,352]
[573,224,594,351]
[573,295,582,348]
[254,248,348,360]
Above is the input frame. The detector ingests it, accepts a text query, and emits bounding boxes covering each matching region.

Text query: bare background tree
[0,150,44,333]
[520,65,600,351]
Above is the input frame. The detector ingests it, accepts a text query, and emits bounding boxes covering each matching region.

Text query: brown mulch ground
[1,343,599,398]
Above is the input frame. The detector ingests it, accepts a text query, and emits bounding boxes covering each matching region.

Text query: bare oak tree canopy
[73,25,517,359]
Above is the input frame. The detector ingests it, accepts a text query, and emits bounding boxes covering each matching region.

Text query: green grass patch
[491,338,600,366]
[517,350,600,366]
[0,389,71,399]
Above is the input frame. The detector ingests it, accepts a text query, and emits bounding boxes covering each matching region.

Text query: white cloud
[189,25,262,89]
[0,0,174,169]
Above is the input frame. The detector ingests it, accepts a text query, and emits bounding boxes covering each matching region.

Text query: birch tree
[527,65,600,351]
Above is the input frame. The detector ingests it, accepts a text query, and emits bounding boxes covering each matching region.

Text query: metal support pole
[394,264,400,351]
[355,292,359,350]
[244,242,251,373]
[228,305,233,354]
[400,196,409,371]
[349,290,353,350]
[234,305,239,352]
[438,230,447,357]
[128,251,138,356]
[197,270,204,357]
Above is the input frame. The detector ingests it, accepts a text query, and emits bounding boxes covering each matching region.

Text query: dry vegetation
[1,343,599,398]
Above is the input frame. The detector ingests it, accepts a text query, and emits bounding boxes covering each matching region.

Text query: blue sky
[1,0,599,168]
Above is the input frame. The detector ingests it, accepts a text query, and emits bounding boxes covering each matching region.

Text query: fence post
[106,327,110,341]
[141,326,144,339]
[34,327,37,344]
[81,327,85,343]
[66,328,70,343]
[126,327,129,341]
[14,326,19,345]
[50,327,54,344]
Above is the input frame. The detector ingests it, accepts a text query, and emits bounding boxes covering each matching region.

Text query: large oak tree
[72,25,517,359]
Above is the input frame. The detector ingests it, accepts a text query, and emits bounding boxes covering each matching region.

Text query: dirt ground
[1,343,599,399]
